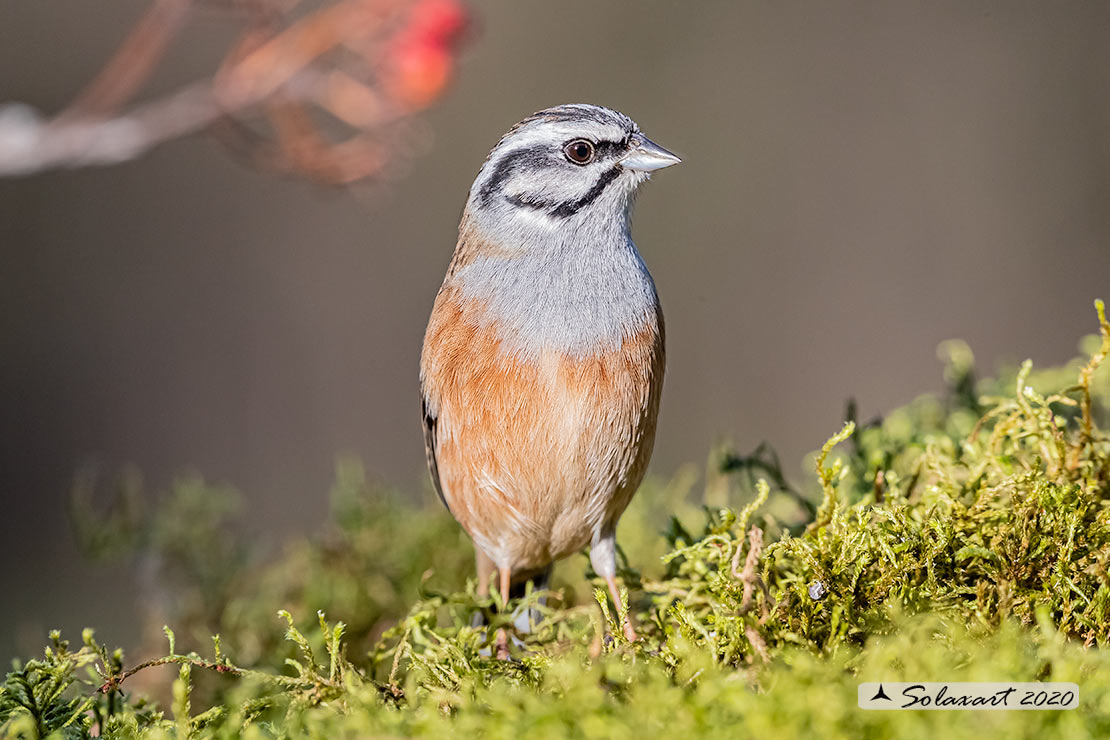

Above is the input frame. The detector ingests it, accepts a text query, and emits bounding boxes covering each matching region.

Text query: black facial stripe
[506,165,623,219]
[551,166,622,217]
[479,144,550,207]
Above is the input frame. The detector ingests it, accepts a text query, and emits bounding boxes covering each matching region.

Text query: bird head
[465,104,680,239]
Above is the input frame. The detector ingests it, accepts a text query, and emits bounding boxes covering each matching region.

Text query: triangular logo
[870,684,892,701]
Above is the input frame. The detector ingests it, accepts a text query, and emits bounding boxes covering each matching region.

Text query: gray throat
[453,212,660,359]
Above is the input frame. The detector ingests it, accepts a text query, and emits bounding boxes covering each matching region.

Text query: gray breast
[454,237,659,359]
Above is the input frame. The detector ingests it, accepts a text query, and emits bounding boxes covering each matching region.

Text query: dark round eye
[563,139,596,165]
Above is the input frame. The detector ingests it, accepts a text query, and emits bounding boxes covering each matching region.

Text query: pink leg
[496,566,512,660]
[475,549,495,598]
[606,575,638,642]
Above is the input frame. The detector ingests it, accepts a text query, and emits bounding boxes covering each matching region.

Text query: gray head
[465,104,680,239]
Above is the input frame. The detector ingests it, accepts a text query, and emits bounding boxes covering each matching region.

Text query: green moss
[3,301,1109,739]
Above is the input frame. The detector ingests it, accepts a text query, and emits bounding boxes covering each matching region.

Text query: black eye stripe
[593,140,625,158]
[478,144,550,207]
[480,137,629,206]
[564,139,625,160]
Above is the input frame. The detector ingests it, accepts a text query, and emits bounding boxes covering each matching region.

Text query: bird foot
[495,628,510,661]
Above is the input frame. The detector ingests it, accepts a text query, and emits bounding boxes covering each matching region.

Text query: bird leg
[590,530,638,643]
[475,551,545,656]
[496,565,512,660]
[475,548,495,598]
[471,549,496,629]
[605,574,638,642]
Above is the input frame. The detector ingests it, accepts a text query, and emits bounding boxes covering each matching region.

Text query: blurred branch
[0,0,468,182]
[60,0,192,119]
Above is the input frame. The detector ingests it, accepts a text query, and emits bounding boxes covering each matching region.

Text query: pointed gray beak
[619,136,682,172]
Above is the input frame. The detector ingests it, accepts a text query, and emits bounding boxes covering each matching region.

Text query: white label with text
[858,682,1079,710]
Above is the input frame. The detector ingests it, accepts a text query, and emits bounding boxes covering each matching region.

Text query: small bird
[420,104,679,655]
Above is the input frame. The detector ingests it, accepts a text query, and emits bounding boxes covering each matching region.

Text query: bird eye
[563,139,596,165]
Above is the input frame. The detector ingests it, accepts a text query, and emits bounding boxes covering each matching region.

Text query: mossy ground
[3,302,1109,739]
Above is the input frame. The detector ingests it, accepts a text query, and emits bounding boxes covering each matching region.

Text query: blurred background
[1,0,1108,662]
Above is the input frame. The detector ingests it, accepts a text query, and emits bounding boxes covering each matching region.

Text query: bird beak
[618,136,682,172]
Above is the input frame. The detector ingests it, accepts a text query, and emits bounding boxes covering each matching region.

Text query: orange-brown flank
[421,285,664,574]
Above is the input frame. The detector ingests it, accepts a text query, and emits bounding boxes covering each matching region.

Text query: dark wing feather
[421,393,449,511]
